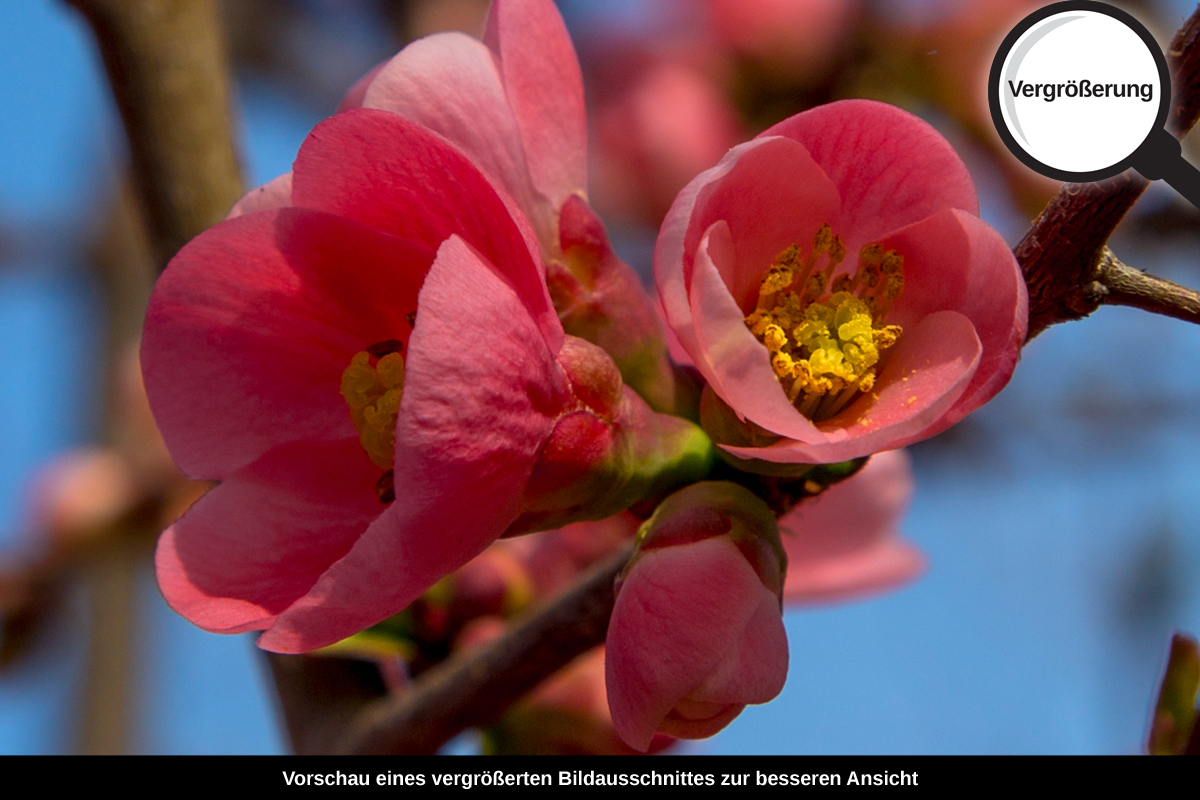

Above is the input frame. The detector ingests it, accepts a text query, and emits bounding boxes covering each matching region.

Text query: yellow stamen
[812,225,832,254]
[743,230,906,422]
[771,350,796,380]
[762,324,788,353]
[341,349,406,469]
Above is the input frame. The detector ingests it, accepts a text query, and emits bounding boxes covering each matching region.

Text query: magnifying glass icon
[989,0,1200,207]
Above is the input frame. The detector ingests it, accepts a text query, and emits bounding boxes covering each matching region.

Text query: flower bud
[550,196,697,416]
[605,482,788,751]
[1148,632,1200,755]
[507,337,714,535]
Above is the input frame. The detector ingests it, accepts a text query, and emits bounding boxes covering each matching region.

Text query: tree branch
[66,0,244,269]
[265,653,389,756]
[335,543,632,755]
[1085,246,1200,324]
[1017,5,1200,340]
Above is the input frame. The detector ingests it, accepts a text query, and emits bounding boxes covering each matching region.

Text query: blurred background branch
[65,0,244,268]
[39,0,245,755]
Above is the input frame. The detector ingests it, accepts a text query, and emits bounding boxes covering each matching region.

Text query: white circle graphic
[998,10,1161,173]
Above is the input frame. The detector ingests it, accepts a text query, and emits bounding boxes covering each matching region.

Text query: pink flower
[350,0,585,257]
[605,482,788,752]
[233,0,585,257]
[145,103,692,653]
[781,449,923,603]
[657,99,1027,466]
[334,0,686,413]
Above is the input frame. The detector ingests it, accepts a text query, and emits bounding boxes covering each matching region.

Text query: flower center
[340,342,406,471]
[744,225,903,422]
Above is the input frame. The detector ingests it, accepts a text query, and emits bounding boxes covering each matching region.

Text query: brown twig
[266,654,390,756]
[66,0,244,269]
[1017,6,1200,340]
[335,543,632,755]
[1087,246,1200,324]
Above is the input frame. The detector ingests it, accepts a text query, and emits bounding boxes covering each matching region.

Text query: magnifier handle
[1131,128,1200,210]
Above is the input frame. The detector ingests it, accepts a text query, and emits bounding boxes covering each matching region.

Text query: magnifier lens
[997,10,1162,174]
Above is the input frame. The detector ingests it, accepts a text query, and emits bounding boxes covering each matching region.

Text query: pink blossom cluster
[140,0,1026,752]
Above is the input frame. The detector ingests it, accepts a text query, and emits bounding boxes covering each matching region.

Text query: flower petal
[142,209,432,478]
[690,221,824,443]
[259,235,571,652]
[722,310,982,463]
[657,701,745,742]
[880,208,1028,430]
[656,136,838,372]
[156,438,383,634]
[685,584,790,705]
[656,142,750,368]
[362,32,551,242]
[605,536,781,751]
[484,0,587,210]
[225,172,293,220]
[686,136,840,313]
[780,449,924,602]
[336,60,387,113]
[764,99,978,248]
[290,108,561,350]
[785,536,924,605]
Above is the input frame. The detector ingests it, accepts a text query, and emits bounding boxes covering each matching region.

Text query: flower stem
[1087,247,1200,326]
[334,543,633,755]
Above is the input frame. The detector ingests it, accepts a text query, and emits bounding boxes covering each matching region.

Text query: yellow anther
[341,348,406,470]
[812,225,832,254]
[763,324,788,352]
[340,353,375,408]
[874,325,902,349]
[881,250,903,275]
[760,265,794,296]
[860,244,884,268]
[771,351,795,379]
[377,352,405,390]
[775,244,801,268]
[745,310,771,336]
[828,236,846,265]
